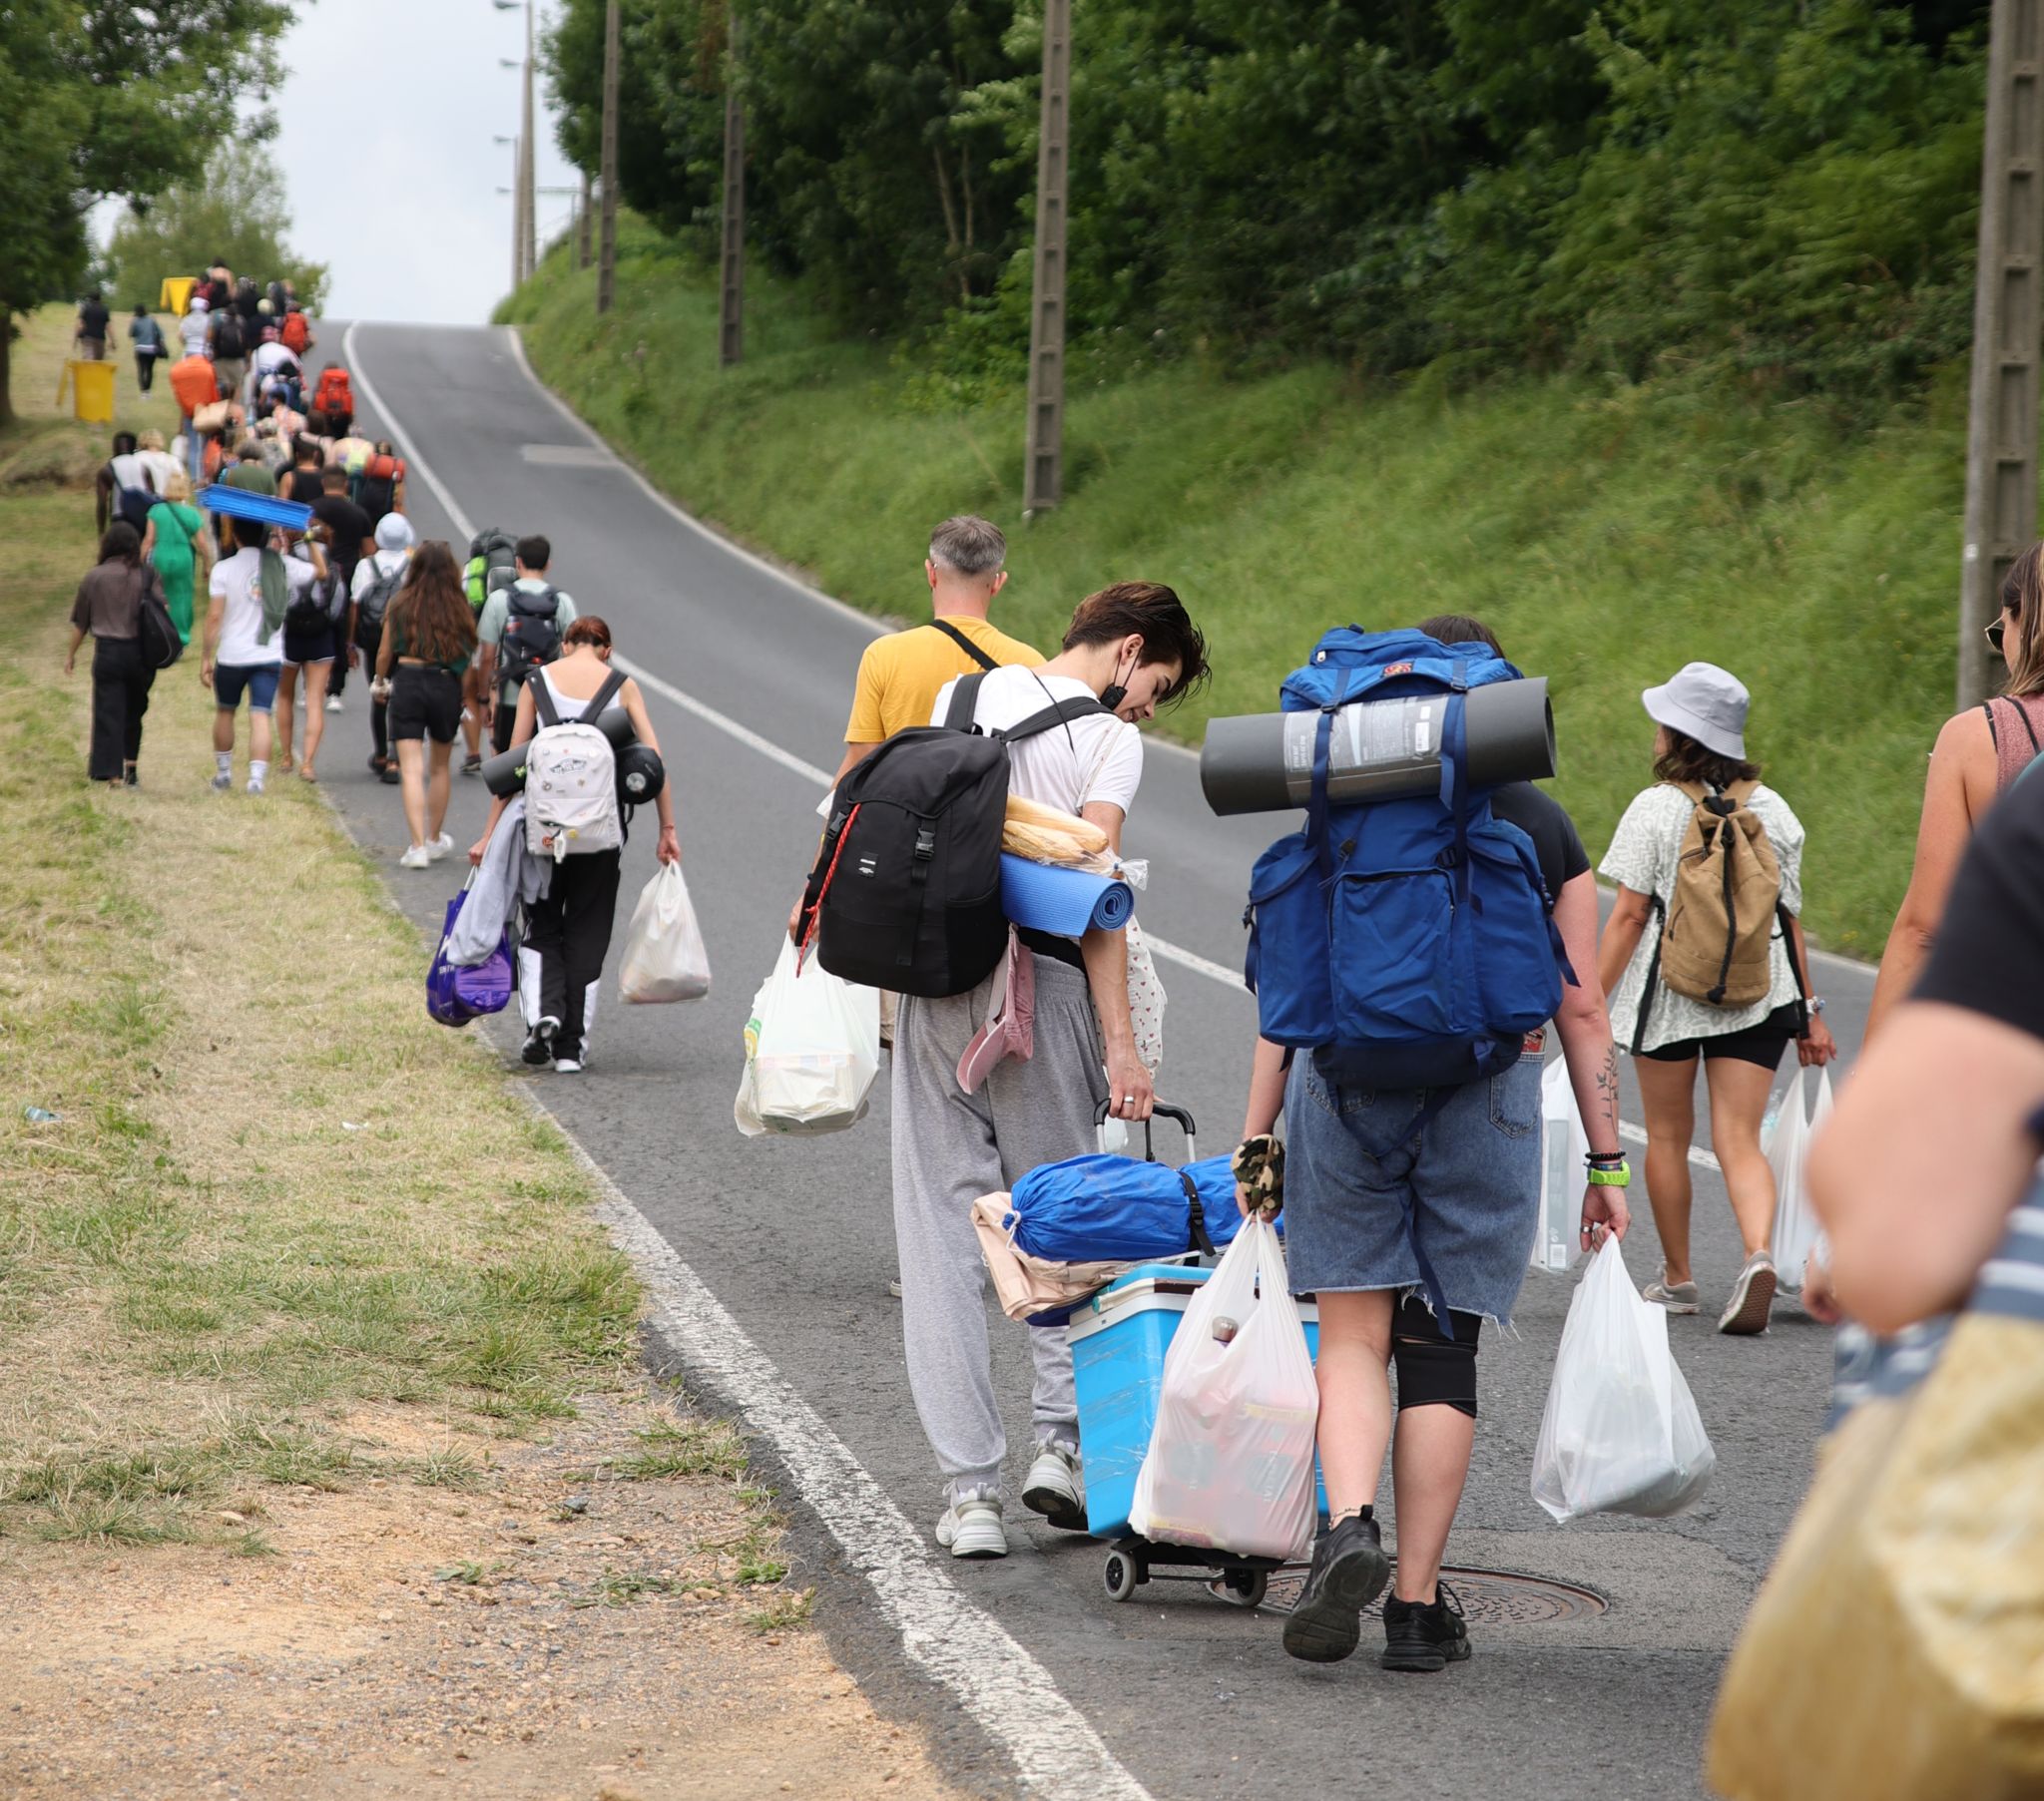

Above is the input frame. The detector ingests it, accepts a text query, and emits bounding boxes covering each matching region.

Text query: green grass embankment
[503,217,1978,956]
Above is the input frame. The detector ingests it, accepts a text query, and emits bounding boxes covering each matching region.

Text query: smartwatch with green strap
[1585,1152,1631,1188]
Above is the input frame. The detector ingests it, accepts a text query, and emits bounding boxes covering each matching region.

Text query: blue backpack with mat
[1243,627,1566,1091]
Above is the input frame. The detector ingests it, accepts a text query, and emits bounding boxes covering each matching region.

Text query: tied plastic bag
[1767,1067,1832,1290]
[619,864,712,1004]
[1533,1057,1588,1273]
[1128,1214,1318,1561]
[734,939,879,1136]
[1531,1237,1716,1523]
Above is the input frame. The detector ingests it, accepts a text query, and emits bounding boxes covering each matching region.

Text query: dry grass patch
[2,303,180,488]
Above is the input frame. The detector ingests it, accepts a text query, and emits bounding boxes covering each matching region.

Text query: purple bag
[426,882,514,1028]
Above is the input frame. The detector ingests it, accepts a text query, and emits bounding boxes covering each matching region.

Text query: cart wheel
[1102,1550,1143,1603]
[1220,1569,1268,1609]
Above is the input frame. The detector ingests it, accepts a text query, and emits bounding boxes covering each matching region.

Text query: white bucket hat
[374,513,415,553]
[1643,662,1750,761]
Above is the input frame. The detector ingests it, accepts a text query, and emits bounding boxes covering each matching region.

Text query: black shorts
[282,622,338,667]
[387,664,463,743]
[1638,1003,1804,1069]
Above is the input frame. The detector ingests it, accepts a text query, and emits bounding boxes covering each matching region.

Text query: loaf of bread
[1003,795,1113,866]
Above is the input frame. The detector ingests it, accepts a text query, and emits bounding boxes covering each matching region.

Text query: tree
[0,0,294,423]
[105,151,329,316]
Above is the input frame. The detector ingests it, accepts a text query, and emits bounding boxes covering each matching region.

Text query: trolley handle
[1093,1098,1198,1163]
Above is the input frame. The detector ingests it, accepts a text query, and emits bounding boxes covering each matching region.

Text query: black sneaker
[461,753,483,776]
[521,1016,560,1067]
[1381,1581,1471,1673]
[1280,1514,1389,1664]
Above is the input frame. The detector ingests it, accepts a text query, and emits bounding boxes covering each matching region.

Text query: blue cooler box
[1069,1261,1327,1540]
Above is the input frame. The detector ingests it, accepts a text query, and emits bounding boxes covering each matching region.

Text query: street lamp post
[494,133,520,290]
[493,1,539,285]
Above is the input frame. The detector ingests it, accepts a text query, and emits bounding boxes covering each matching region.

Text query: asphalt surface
[318,319,1870,1801]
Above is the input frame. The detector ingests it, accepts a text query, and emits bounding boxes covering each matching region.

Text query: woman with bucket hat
[1596,663,1836,1335]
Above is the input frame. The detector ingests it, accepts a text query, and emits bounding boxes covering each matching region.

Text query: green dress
[147,501,205,644]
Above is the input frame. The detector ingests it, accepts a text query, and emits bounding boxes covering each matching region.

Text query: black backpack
[212,311,245,359]
[284,562,345,635]
[353,558,405,643]
[798,671,1108,998]
[497,585,563,688]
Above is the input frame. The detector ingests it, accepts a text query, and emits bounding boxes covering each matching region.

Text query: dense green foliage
[103,152,329,317]
[505,219,1972,955]
[547,0,1989,409]
[0,0,294,419]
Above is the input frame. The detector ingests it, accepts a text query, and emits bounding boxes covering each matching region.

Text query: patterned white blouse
[1598,781,1806,1055]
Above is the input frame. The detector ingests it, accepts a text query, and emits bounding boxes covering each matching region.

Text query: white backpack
[525,669,626,861]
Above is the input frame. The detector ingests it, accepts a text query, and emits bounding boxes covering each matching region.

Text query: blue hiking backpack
[1243,628,1567,1090]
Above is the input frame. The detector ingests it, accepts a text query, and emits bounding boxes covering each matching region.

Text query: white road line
[348,319,1156,1801]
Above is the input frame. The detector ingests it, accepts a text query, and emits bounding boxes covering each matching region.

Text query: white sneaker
[1021,1444,1088,1532]
[1719,1251,1778,1336]
[552,1057,583,1075]
[426,831,454,862]
[210,771,233,793]
[325,695,344,713]
[246,776,265,796]
[398,844,430,869]
[935,1493,1007,1560]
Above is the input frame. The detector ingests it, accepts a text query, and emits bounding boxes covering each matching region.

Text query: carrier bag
[1766,1067,1830,1290]
[1707,1194,2044,1801]
[1128,1214,1318,1562]
[1533,1057,1589,1273]
[619,864,712,1004]
[734,938,880,1136]
[425,878,515,1028]
[1531,1237,1715,1522]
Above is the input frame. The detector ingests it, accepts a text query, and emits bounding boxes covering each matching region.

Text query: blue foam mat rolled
[1000,855,1135,936]
[199,485,314,531]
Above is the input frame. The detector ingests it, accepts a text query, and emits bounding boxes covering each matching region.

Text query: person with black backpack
[350,513,413,783]
[1230,614,1628,1677]
[475,534,576,756]
[209,304,249,410]
[804,582,1207,1561]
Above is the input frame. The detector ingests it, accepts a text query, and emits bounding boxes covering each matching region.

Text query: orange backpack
[314,367,352,418]
[281,309,310,353]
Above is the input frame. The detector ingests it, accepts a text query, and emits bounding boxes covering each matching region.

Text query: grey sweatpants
[893,953,1109,1503]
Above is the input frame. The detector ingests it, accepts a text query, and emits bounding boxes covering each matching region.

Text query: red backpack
[281,309,310,353]
[314,367,352,417]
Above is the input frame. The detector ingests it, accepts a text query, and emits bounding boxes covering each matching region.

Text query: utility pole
[520,0,538,280]
[718,10,745,366]
[1022,0,1071,514]
[598,0,620,314]
[1960,0,2044,708]
[578,167,593,268]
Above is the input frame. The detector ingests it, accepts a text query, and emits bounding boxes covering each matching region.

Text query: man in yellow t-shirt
[833,514,1043,784]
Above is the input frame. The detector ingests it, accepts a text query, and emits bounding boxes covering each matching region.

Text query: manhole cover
[1249,1565,1607,1624]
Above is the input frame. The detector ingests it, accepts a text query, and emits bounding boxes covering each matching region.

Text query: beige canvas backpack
[1654,779,1783,1010]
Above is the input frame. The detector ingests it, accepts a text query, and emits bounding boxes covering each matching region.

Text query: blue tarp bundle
[199,485,314,531]
[1006,1151,1277,1263]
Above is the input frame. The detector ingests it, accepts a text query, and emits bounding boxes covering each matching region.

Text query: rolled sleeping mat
[1000,854,1136,936]
[479,705,636,796]
[1199,675,1554,816]
[197,484,314,531]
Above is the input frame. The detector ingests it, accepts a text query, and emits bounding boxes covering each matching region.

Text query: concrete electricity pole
[520,0,538,281]
[598,0,620,314]
[1023,0,1072,514]
[718,11,745,367]
[578,167,593,269]
[1960,0,2044,708]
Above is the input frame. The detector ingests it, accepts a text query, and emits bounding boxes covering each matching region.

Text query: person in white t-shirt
[894,581,1210,1561]
[203,517,326,794]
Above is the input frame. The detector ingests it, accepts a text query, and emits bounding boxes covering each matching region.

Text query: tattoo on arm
[1592,1045,1621,1142]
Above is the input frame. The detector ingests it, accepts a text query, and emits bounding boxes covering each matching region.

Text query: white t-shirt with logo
[928,667,1143,819]
[209,546,312,668]
[252,340,298,380]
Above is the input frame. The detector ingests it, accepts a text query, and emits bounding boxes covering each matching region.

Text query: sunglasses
[1988,618,2010,654]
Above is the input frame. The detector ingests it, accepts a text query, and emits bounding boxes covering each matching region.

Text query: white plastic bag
[1128,1214,1318,1561]
[1767,1067,1826,1289]
[619,864,712,1004]
[1533,1057,1589,1273]
[1530,1237,1716,1523]
[733,940,880,1137]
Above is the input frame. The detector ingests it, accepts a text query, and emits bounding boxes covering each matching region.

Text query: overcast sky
[265,0,578,322]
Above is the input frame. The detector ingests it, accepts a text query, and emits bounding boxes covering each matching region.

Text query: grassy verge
[2,303,181,486]
[504,217,1987,956]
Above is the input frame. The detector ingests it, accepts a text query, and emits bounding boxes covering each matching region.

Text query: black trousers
[491,697,518,756]
[356,622,387,759]
[134,352,157,392]
[89,637,154,780]
[522,848,622,1062]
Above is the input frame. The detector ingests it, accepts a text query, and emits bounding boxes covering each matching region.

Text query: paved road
[320,319,1868,1801]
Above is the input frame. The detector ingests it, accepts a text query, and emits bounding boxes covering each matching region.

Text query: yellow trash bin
[62,358,117,425]
[160,275,195,315]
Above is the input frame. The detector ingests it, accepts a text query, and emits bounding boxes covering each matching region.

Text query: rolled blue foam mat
[1000,854,1135,935]
[199,485,314,531]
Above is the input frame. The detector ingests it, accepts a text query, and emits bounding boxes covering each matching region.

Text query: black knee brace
[1391,1293,1482,1418]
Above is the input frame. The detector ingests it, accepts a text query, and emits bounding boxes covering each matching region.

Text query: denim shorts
[1282,1052,1542,1327]
[212,663,280,713]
